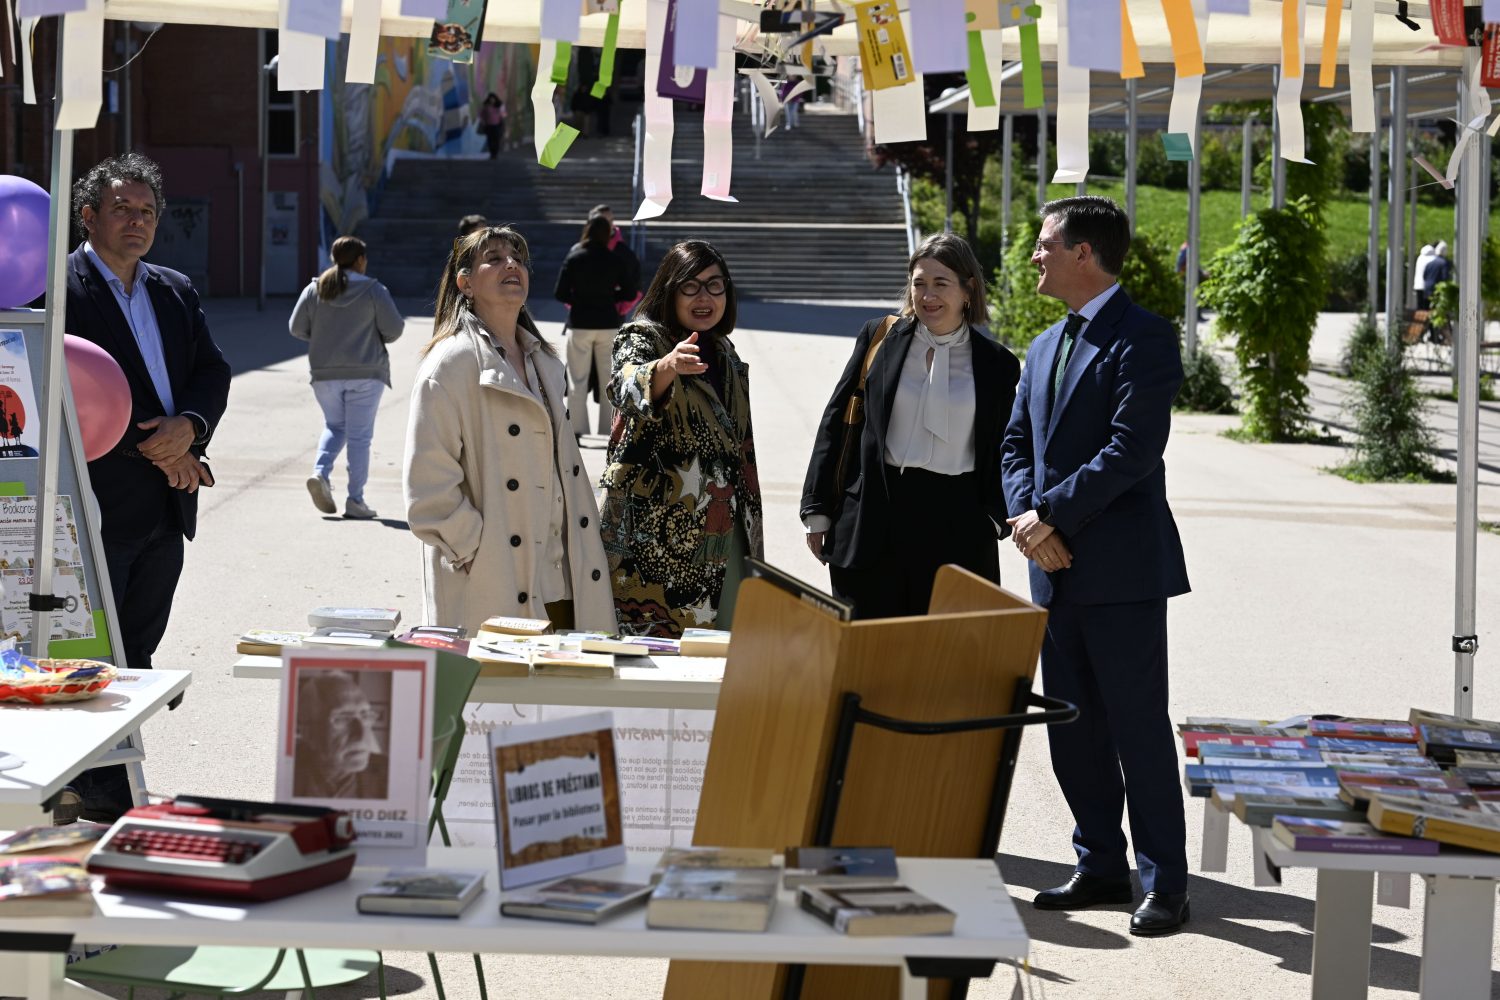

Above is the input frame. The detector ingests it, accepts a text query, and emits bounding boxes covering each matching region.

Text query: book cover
[237,629,308,656]
[357,868,485,916]
[1230,793,1364,827]
[0,823,108,856]
[479,616,552,637]
[1305,737,1424,754]
[1336,772,1472,807]
[798,883,956,937]
[1306,719,1418,743]
[1318,752,1440,769]
[646,867,779,932]
[1419,724,1500,761]
[1271,817,1439,855]
[0,856,95,916]
[1366,794,1500,853]
[652,846,778,882]
[302,626,391,648]
[469,636,537,677]
[783,846,897,888]
[1180,731,1308,755]
[393,627,471,655]
[500,875,653,924]
[1450,768,1500,788]
[1184,765,1337,797]
[1195,744,1323,762]
[531,649,616,677]
[678,628,731,657]
[1196,758,1332,769]
[1210,784,1345,809]
[1453,749,1500,768]
[619,635,681,656]
[1408,707,1500,735]
[308,606,402,631]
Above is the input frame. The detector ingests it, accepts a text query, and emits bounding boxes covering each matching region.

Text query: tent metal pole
[32,28,75,657]
[1409,164,1420,310]
[1385,67,1407,349]
[1241,113,1255,218]
[945,113,954,233]
[1125,78,1138,232]
[1001,114,1014,244]
[1453,49,1482,715]
[1185,117,1201,360]
[1367,119,1381,321]
[1037,108,1048,211]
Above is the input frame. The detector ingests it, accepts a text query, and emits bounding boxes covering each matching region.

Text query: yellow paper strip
[1318,0,1341,88]
[1121,1,1144,79]
[1160,0,1204,77]
[1282,0,1302,78]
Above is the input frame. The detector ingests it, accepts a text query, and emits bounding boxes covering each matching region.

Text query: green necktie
[1052,313,1085,400]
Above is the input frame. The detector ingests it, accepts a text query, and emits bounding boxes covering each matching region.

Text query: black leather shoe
[1033,872,1134,910]
[1130,891,1190,936]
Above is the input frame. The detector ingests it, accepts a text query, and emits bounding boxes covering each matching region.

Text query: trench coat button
[573,465,580,476]
[507,479,519,491]
[591,569,601,581]
[510,535,521,547]
[580,516,589,528]
[508,424,520,436]
[518,591,528,603]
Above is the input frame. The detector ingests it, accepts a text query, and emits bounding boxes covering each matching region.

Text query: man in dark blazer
[1000,196,1191,936]
[65,153,230,820]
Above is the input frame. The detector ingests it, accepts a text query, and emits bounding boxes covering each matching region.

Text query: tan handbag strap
[856,314,899,395]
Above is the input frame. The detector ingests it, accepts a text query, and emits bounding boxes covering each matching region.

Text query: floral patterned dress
[599,319,764,637]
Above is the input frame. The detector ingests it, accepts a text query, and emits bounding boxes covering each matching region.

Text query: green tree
[989,218,1065,355]
[1199,195,1329,440]
[1336,344,1440,481]
[1119,229,1184,326]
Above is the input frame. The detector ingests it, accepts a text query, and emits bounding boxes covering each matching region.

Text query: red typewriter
[87,796,357,901]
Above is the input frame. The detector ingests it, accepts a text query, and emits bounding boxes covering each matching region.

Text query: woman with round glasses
[598,240,763,637]
[403,225,614,634]
[800,232,1021,618]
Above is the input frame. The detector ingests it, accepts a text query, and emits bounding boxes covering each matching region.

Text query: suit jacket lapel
[970,333,1001,459]
[866,316,915,465]
[1032,318,1066,426]
[1045,287,1130,441]
[71,251,159,406]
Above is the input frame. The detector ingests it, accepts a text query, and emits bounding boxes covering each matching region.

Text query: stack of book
[301,606,403,649]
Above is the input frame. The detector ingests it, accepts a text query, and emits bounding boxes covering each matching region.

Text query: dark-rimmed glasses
[1034,238,1072,254]
[679,277,728,297]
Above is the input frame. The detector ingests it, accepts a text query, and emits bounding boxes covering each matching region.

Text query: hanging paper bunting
[1276,0,1311,162]
[1165,0,1206,153]
[17,0,85,13]
[347,0,382,84]
[20,16,38,103]
[1430,0,1466,46]
[1348,0,1374,131]
[702,14,737,202]
[636,0,675,219]
[672,0,719,69]
[965,0,1000,30]
[908,0,968,73]
[1069,0,1121,73]
[542,0,582,43]
[855,0,914,90]
[872,79,927,143]
[400,0,446,16]
[1160,0,1205,76]
[285,0,342,39]
[785,11,844,47]
[590,11,621,98]
[967,29,1003,131]
[430,0,487,63]
[55,0,103,129]
[1487,0,1500,25]
[1484,25,1500,89]
[1121,0,1145,78]
[1445,65,1489,184]
[1206,0,1246,14]
[1163,133,1194,160]
[1318,0,1340,88]
[278,0,327,90]
[551,41,572,85]
[658,0,707,101]
[967,32,994,106]
[1053,0,1090,183]
[1002,3,1043,108]
[531,40,579,169]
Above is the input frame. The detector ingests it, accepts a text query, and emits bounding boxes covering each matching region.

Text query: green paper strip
[551,41,572,86]
[1019,5,1043,109]
[1162,132,1194,161]
[591,12,621,99]
[0,482,23,497]
[967,31,995,107]
[540,123,581,168]
[45,611,113,660]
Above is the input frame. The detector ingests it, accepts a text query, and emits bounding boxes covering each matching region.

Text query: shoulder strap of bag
[856,313,899,395]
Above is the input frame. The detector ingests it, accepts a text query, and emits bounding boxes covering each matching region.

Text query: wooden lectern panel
[665,568,1047,1000]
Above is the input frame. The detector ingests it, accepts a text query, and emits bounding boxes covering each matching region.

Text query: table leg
[1252,839,1281,887]
[898,966,926,1000]
[1200,799,1229,873]
[1417,875,1497,1000]
[1310,868,1373,1000]
[22,952,65,1000]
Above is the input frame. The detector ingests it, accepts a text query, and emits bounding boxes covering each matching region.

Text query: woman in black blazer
[801,233,1021,619]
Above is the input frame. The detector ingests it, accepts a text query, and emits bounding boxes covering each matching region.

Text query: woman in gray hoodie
[289,236,405,519]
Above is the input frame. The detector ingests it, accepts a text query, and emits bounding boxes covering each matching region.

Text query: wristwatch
[1035,500,1055,526]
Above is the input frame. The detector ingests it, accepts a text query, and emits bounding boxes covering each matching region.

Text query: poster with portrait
[489,711,625,888]
[276,648,435,865]
[0,331,40,460]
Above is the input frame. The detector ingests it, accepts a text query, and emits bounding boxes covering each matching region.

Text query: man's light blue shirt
[84,242,175,415]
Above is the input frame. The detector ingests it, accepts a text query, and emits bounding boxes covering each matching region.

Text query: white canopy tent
[19,0,1485,716]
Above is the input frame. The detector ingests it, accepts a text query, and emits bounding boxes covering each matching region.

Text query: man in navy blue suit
[1001,196,1191,936]
[65,153,231,821]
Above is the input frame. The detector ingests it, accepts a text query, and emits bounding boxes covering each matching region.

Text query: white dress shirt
[1070,282,1122,342]
[84,242,175,414]
[883,321,976,474]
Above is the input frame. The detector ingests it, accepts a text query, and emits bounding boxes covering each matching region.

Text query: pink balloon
[63,335,132,461]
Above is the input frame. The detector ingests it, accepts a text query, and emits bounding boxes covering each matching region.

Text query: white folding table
[234,654,723,710]
[0,669,192,830]
[0,848,1028,1000]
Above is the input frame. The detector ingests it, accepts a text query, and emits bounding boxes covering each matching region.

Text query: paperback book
[1305,737,1424,754]
[646,867,779,932]
[798,883,956,936]
[1366,794,1500,853]
[302,626,390,648]
[1230,793,1365,827]
[1419,724,1500,763]
[393,626,471,654]
[1271,817,1439,855]
[1196,743,1323,762]
[500,875,653,923]
[236,629,308,655]
[1453,749,1500,768]
[357,869,485,916]
[678,628,731,657]
[1209,784,1344,809]
[530,649,616,677]
[1449,768,1500,788]
[652,846,778,882]
[1408,707,1500,735]
[0,823,108,857]
[308,606,401,631]
[1306,718,1418,743]
[479,616,553,636]
[0,856,95,916]
[1184,765,1337,797]
[782,846,898,888]
[1336,771,1469,806]
[1179,730,1308,755]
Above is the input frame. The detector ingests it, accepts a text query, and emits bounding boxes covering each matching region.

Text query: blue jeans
[312,378,384,503]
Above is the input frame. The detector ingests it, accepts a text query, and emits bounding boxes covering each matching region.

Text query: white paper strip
[531,39,560,159]
[1166,0,1208,153]
[966,29,1003,132]
[1446,67,1489,184]
[277,0,327,92]
[54,0,102,131]
[635,0,675,220]
[1348,0,1374,133]
[1276,0,1308,162]
[20,17,38,103]
[285,0,341,40]
[701,14,737,202]
[872,79,927,144]
[1052,0,1089,182]
[346,0,381,84]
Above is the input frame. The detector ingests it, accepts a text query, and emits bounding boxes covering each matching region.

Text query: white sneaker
[306,476,336,514]
[344,498,378,520]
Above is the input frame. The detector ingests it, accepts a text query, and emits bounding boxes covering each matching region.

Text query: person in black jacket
[555,214,636,439]
[800,233,1021,619]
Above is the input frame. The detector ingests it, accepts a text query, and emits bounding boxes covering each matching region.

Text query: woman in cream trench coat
[404,225,613,634]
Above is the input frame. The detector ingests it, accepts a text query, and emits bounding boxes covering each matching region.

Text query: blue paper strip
[1067,0,1121,72]
[909,0,969,72]
[671,0,720,69]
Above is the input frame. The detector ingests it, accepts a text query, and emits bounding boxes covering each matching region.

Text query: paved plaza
[104,296,1500,999]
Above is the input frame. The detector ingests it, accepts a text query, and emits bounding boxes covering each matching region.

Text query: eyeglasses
[1034,238,1072,254]
[679,277,728,297]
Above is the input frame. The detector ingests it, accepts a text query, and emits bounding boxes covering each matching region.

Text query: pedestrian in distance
[290,235,405,520]
[1422,240,1452,306]
[800,231,1021,619]
[478,94,506,160]
[598,240,763,638]
[555,214,637,440]
[457,214,488,239]
[1413,243,1435,310]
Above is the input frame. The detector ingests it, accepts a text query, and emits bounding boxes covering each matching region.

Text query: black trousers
[1040,599,1187,895]
[829,466,1000,620]
[72,509,185,822]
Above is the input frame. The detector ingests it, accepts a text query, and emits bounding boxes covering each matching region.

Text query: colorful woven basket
[0,660,118,705]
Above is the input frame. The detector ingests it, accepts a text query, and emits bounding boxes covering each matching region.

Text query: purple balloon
[0,176,51,309]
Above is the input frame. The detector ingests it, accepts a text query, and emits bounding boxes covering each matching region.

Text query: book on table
[1305,718,1418,743]
[479,616,553,637]
[0,823,109,859]
[1419,724,1500,763]
[308,606,401,631]
[0,856,96,916]
[357,869,485,916]
[500,875,654,923]
[1450,767,1500,789]
[646,867,780,932]
[1305,737,1423,754]
[1229,793,1365,827]
[651,846,778,882]
[468,635,535,677]
[302,626,391,648]
[1179,730,1308,755]
[1366,794,1500,853]
[1408,707,1500,735]
[797,883,956,936]
[1270,817,1439,855]
[393,626,471,654]
[1209,784,1345,810]
[1184,765,1337,797]
[530,649,616,677]
[678,628,731,657]
[236,629,309,656]
[782,846,898,888]
[1336,771,1471,806]
[1318,752,1440,769]
[1195,744,1323,762]
[1453,749,1500,768]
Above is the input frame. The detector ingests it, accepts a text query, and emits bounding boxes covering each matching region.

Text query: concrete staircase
[356,109,910,305]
